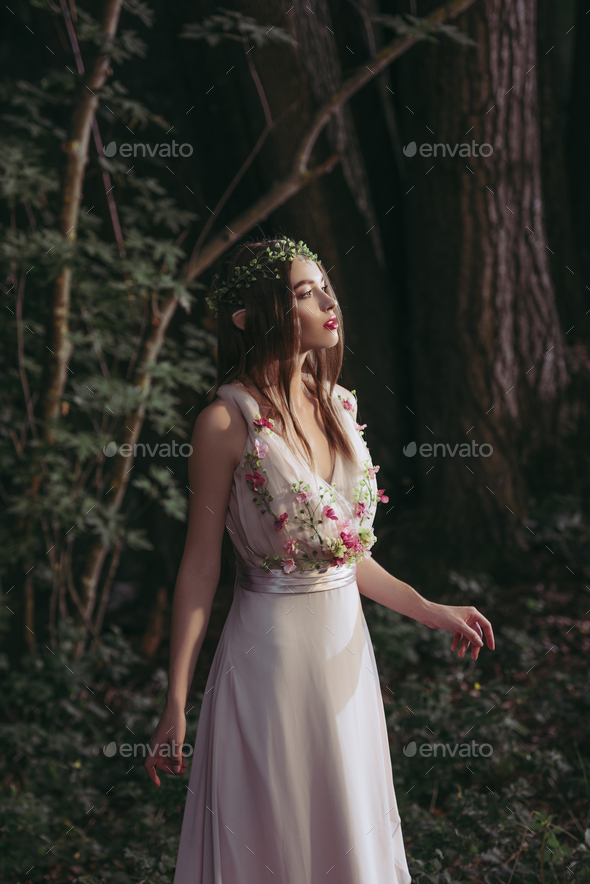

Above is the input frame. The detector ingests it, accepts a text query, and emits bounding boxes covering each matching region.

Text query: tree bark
[536,0,584,336]
[43,0,123,440]
[567,0,590,298]
[399,0,569,557]
[70,0,478,649]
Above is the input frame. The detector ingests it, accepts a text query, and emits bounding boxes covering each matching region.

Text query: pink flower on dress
[341,398,355,412]
[377,489,389,503]
[340,530,355,549]
[283,539,298,554]
[356,501,369,518]
[254,438,269,458]
[337,516,352,531]
[282,558,297,573]
[340,530,364,554]
[245,471,266,491]
[354,422,367,432]
[322,505,338,521]
[274,513,288,531]
[295,490,314,503]
[253,416,274,431]
[367,464,380,479]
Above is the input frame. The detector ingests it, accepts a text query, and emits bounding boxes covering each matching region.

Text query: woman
[146,237,495,883]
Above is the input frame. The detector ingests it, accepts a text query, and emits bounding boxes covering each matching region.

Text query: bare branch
[188,98,301,271]
[43,0,124,440]
[185,0,476,282]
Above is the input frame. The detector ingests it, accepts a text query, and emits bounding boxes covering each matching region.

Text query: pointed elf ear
[231,308,246,331]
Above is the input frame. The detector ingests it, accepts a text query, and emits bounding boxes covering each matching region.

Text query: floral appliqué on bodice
[239,388,389,574]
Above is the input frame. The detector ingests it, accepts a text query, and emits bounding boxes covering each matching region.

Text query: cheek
[296,301,313,332]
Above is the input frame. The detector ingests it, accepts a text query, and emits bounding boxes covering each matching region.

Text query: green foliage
[1,579,588,883]
[180,7,297,49]
[363,571,590,883]
[0,617,199,882]
[371,13,478,48]
[0,1,215,642]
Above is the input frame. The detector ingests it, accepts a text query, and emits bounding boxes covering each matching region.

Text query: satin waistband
[235,560,357,594]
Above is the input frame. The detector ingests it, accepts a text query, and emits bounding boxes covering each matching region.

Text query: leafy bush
[0,612,199,882]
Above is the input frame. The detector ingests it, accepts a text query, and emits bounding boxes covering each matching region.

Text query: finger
[171,739,182,774]
[464,623,484,647]
[457,635,471,657]
[145,758,161,787]
[155,754,188,769]
[451,632,462,651]
[476,614,495,650]
[156,756,188,775]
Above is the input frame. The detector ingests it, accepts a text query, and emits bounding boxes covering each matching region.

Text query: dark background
[1,1,589,881]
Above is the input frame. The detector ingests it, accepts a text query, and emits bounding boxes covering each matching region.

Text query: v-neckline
[231,382,340,490]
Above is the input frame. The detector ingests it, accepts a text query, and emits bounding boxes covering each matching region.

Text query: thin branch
[245,42,272,127]
[65,538,99,638]
[188,98,301,271]
[75,0,477,639]
[43,0,124,440]
[94,537,123,635]
[185,0,476,282]
[59,0,127,257]
[125,298,149,380]
[80,290,179,623]
[347,0,407,184]
[15,274,38,443]
[80,306,111,378]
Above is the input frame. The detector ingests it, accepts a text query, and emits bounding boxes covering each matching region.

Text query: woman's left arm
[355,555,495,661]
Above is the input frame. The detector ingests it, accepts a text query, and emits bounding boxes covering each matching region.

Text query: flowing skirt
[173,563,412,884]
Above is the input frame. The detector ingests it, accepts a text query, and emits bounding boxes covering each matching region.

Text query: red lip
[323,318,339,330]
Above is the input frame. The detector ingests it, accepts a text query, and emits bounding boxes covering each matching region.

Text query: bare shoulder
[191,396,248,472]
[179,398,249,581]
[333,383,358,420]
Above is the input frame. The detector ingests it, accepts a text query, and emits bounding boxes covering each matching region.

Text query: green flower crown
[206,238,321,317]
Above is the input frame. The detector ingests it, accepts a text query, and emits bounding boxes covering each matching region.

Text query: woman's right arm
[145,397,247,786]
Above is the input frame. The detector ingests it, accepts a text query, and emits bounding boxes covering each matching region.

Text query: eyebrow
[293,278,326,289]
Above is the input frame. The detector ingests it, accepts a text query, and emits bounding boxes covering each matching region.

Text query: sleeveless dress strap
[215,382,261,422]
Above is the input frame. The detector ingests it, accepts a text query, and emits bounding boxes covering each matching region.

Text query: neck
[289,354,312,410]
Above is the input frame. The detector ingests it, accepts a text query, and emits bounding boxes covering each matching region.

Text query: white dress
[173,381,412,884]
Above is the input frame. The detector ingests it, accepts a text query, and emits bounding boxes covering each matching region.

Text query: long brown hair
[212,236,361,476]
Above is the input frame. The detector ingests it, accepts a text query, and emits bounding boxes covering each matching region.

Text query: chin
[315,338,339,351]
[300,329,340,350]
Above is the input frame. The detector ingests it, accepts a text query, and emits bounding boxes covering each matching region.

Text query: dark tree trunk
[566,0,590,304]
[398,0,569,559]
[536,0,582,337]
[233,0,406,482]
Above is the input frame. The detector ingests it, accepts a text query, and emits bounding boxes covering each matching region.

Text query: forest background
[0,0,589,881]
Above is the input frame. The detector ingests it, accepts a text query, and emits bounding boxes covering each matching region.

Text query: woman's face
[290,256,339,351]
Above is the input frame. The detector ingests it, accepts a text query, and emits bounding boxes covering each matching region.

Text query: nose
[320,288,337,310]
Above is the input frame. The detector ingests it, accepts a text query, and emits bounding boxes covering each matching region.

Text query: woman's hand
[145,702,189,787]
[420,602,495,660]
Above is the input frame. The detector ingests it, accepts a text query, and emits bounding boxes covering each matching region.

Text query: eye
[298,284,328,299]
